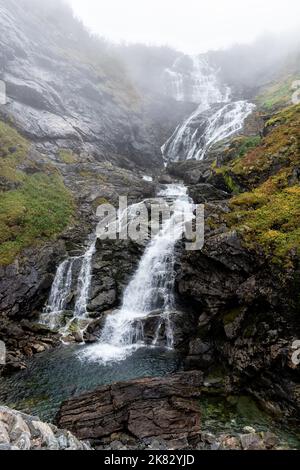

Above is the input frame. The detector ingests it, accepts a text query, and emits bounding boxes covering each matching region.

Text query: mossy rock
[58,149,78,164]
[92,196,110,210]
[223,307,243,326]
[256,75,300,112]
[224,104,300,265]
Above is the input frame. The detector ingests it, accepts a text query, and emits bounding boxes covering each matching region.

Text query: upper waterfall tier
[81,184,194,364]
[162,54,255,163]
[164,55,230,106]
[162,101,256,163]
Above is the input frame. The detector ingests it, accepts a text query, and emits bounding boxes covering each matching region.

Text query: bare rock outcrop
[56,371,203,447]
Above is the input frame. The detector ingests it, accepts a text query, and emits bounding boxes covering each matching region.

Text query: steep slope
[169,103,300,419]
[0,0,178,170]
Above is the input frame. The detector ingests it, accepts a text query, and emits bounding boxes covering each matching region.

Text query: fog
[67,0,300,54]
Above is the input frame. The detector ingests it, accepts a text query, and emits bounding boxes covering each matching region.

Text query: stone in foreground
[56,371,203,446]
[0,406,92,450]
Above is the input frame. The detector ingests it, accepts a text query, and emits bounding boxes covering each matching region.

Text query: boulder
[0,406,91,451]
[56,371,203,446]
[131,310,198,351]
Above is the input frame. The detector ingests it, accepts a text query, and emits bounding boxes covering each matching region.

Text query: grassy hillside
[256,75,300,112]
[211,104,300,265]
[0,120,74,266]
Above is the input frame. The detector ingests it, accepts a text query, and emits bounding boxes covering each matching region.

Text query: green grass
[256,75,300,112]
[228,182,300,266]
[58,149,78,164]
[0,121,30,186]
[211,104,300,266]
[0,121,74,266]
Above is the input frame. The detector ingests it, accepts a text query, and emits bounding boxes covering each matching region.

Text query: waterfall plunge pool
[0,343,182,422]
[1,344,299,449]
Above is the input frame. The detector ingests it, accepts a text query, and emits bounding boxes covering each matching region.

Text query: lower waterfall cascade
[81,183,194,363]
[41,237,96,332]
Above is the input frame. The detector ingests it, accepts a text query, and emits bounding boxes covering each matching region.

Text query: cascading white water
[42,258,76,330]
[41,238,96,331]
[192,101,256,161]
[162,55,255,163]
[73,239,96,317]
[163,100,256,163]
[164,56,229,104]
[82,184,193,363]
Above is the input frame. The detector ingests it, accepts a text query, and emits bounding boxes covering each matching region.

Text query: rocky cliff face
[0,0,166,170]
[0,0,299,441]
[168,104,300,419]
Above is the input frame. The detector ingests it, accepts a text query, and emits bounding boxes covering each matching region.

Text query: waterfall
[191,101,256,161]
[162,100,256,163]
[162,55,255,163]
[164,56,229,105]
[82,184,193,363]
[41,238,96,331]
[73,240,96,317]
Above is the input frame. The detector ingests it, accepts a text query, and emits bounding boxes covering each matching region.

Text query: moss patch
[223,307,243,325]
[228,176,300,265]
[92,197,109,210]
[58,149,78,164]
[0,121,74,266]
[219,105,300,266]
[256,75,300,112]
[0,121,30,186]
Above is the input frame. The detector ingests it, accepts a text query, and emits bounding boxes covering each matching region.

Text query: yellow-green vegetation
[211,136,262,193]
[78,169,108,183]
[225,105,300,265]
[60,46,140,110]
[92,196,109,210]
[214,105,300,188]
[233,136,262,158]
[214,167,240,195]
[58,149,78,164]
[0,121,74,266]
[223,307,243,325]
[228,177,300,265]
[0,121,30,185]
[256,75,300,111]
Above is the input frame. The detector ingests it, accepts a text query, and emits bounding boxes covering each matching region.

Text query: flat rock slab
[56,371,203,444]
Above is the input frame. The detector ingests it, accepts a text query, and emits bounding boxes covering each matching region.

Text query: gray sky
[67,0,300,54]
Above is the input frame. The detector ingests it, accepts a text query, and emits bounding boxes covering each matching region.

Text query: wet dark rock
[174,197,300,418]
[158,174,174,184]
[83,312,112,343]
[131,309,198,352]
